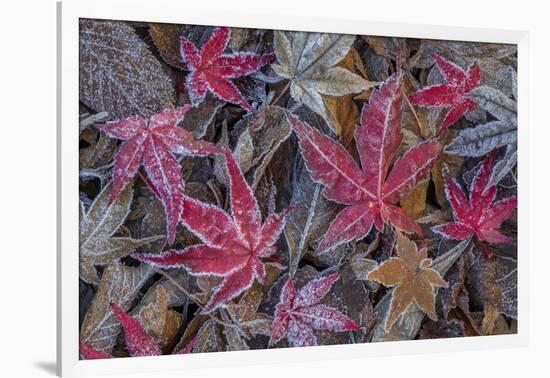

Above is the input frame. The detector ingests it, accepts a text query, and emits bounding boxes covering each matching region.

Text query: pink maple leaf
[408,54,481,135]
[271,273,359,347]
[180,27,274,111]
[287,73,441,255]
[134,151,291,312]
[432,154,517,257]
[98,106,222,243]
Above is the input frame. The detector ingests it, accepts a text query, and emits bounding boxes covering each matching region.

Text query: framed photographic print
[57,0,529,376]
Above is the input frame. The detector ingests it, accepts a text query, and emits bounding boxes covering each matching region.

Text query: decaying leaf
[233,106,292,188]
[80,182,163,284]
[132,286,183,352]
[284,156,340,276]
[272,31,377,132]
[368,232,448,331]
[80,263,153,354]
[371,238,471,341]
[80,19,175,119]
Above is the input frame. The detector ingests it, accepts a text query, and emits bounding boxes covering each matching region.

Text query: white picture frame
[57,0,530,376]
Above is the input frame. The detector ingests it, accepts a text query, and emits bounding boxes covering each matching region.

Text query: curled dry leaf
[233,106,292,188]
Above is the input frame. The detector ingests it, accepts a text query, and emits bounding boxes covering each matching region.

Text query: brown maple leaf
[368,232,448,331]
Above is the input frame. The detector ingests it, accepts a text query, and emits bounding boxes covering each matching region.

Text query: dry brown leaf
[133,286,183,353]
[80,19,175,119]
[368,232,448,331]
[323,48,367,147]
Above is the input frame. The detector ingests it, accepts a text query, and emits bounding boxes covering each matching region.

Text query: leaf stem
[270,80,291,107]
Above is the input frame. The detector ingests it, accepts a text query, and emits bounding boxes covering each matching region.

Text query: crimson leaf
[134,151,291,312]
[181,27,274,111]
[287,74,441,255]
[432,154,517,257]
[271,273,359,347]
[98,106,222,243]
[408,54,481,135]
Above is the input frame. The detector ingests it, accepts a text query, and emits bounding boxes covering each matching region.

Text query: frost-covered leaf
[193,319,225,353]
[180,93,224,139]
[110,303,162,357]
[488,144,517,188]
[135,151,291,312]
[323,48,370,145]
[181,27,274,110]
[80,263,153,355]
[233,106,292,188]
[80,182,163,284]
[371,238,471,341]
[80,19,175,119]
[284,157,340,276]
[467,85,517,123]
[98,106,222,243]
[79,343,111,360]
[272,31,377,132]
[271,273,359,347]
[411,40,517,97]
[226,283,273,338]
[149,23,213,70]
[368,232,448,332]
[445,120,517,157]
[288,74,441,255]
[408,54,481,134]
[467,254,517,319]
[432,154,517,256]
[446,85,517,184]
[132,285,183,353]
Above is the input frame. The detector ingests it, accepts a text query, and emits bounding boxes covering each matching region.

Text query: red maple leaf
[134,151,291,312]
[98,106,222,243]
[287,74,441,255]
[271,273,359,347]
[408,54,480,135]
[180,27,275,111]
[432,154,517,257]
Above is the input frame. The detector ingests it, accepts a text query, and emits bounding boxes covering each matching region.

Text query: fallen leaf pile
[79,19,518,358]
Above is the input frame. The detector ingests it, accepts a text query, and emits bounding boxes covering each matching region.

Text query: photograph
[77,18,518,360]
